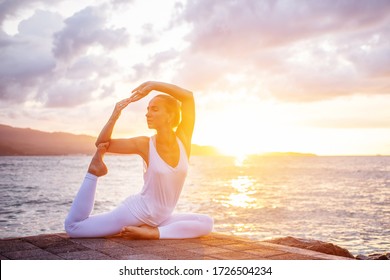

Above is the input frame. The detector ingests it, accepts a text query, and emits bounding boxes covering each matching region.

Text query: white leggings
[64,173,214,239]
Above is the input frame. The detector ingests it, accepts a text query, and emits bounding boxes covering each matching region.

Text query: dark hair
[154,94,181,128]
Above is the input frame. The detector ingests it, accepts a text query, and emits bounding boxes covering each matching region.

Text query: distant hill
[0,124,220,156]
[260,152,317,157]
[0,124,96,155]
[191,144,220,156]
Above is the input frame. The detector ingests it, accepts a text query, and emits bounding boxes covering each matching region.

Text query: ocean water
[0,155,389,256]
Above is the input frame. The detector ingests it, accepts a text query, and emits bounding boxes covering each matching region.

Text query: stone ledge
[0,232,354,260]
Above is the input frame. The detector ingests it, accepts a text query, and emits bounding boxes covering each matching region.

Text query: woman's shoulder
[135,136,150,148]
[130,136,150,164]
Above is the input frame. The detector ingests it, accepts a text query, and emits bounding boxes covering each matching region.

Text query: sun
[194,96,320,157]
[194,101,277,157]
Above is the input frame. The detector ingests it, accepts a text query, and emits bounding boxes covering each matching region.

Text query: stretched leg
[64,172,99,228]
[64,143,108,228]
[157,213,213,239]
[65,203,143,238]
[64,143,143,237]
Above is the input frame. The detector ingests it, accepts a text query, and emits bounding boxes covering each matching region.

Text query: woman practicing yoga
[64,81,213,239]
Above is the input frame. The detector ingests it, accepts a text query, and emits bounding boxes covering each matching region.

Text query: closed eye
[147,106,159,112]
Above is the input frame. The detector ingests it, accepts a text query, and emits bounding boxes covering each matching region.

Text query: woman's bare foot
[120,225,160,240]
[88,143,109,177]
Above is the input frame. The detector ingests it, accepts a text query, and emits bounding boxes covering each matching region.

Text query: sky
[0,0,390,156]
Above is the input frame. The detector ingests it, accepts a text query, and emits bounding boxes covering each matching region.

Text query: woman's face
[146,97,171,130]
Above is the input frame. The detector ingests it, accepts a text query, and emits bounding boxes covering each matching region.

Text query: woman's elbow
[95,139,110,148]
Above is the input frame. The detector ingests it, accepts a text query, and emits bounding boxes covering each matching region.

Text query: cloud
[342,26,390,78]
[66,55,120,79]
[298,95,390,129]
[138,23,159,45]
[174,0,390,102]
[0,29,15,47]
[43,80,99,107]
[0,4,129,108]
[52,5,130,61]
[173,51,232,91]
[0,0,65,25]
[0,0,37,24]
[0,10,59,103]
[109,0,135,9]
[132,49,179,81]
[181,0,390,52]
[2,0,389,109]
[18,9,63,37]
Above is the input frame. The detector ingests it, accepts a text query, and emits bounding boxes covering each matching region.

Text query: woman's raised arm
[95,97,133,147]
[131,81,195,148]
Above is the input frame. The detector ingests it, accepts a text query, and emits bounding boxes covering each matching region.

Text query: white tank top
[123,135,188,226]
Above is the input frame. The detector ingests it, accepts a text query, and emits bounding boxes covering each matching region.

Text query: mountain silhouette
[0,124,220,156]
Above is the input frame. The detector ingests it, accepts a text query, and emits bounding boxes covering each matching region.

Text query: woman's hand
[109,81,155,122]
[110,97,133,121]
[130,81,155,102]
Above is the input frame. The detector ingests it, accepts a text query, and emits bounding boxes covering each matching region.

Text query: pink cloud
[173,0,390,102]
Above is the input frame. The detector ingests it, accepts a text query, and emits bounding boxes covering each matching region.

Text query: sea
[0,155,389,256]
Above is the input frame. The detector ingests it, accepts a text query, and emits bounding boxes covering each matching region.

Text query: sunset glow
[1,0,389,156]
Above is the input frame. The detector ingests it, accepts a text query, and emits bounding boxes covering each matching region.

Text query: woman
[64,81,214,239]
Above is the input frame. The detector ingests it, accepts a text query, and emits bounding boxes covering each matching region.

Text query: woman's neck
[156,129,176,146]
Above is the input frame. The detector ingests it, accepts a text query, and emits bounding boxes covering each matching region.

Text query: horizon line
[1,123,389,157]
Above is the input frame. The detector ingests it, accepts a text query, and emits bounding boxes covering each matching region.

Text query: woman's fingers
[130,90,146,100]
[123,97,132,106]
[122,97,132,105]
[130,82,153,101]
[115,98,132,111]
[129,91,141,101]
[111,98,132,120]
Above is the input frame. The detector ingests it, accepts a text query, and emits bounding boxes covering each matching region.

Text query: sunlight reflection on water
[1,155,389,256]
[226,176,257,208]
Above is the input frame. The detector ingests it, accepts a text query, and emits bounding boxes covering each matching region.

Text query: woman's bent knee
[64,217,79,238]
[204,215,214,234]
[197,214,214,235]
